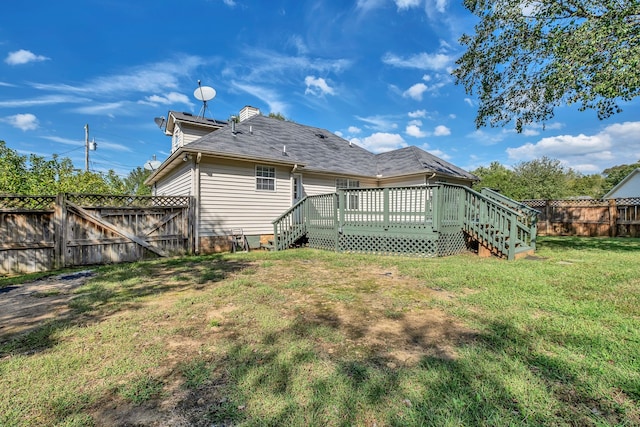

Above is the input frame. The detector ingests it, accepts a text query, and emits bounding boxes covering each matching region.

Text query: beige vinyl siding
[379,175,472,188]
[199,159,292,236]
[300,174,338,196]
[155,162,193,196]
[182,126,213,145]
[302,173,378,196]
[379,175,427,188]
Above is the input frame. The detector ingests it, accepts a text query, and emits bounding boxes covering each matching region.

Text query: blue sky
[1,0,638,178]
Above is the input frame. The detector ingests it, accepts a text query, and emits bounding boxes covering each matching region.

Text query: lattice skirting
[307,230,337,251]
[307,230,470,257]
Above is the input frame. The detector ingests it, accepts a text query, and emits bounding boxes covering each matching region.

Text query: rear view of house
[146,106,478,253]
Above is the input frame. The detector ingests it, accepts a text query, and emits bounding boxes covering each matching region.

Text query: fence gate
[0,194,195,275]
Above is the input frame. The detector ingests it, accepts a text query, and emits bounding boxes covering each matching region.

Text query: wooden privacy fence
[0,194,195,275]
[522,198,640,237]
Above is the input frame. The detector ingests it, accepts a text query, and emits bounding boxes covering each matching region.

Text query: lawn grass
[0,237,639,426]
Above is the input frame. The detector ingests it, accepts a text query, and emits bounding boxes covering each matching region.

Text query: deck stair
[461,187,539,259]
[273,184,538,260]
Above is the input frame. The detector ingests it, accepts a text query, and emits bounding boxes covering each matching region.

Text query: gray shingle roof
[184,115,476,181]
[170,111,228,127]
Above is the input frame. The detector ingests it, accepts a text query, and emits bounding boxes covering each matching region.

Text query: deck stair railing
[459,185,536,259]
[272,197,309,250]
[273,184,537,259]
[480,188,540,250]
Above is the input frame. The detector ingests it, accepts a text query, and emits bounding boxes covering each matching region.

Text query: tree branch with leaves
[453,0,640,132]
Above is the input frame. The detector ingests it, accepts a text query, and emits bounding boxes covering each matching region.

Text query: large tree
[454,0,640,132]
[602,160,640,190]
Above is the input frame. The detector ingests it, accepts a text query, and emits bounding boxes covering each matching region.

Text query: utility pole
[84,124,89,172]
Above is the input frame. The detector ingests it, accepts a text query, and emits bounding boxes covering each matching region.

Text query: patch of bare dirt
[0,270,95,340]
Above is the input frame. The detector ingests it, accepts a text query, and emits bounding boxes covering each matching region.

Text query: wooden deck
[273,184,538,260]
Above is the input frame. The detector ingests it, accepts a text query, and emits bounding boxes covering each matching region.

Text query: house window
[336,178,360,209]
[256,165,276,191]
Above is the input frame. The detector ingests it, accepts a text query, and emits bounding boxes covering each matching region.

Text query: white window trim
[255,165,276,192]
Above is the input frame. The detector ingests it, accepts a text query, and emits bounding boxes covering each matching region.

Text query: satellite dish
[144,155,161,171]
[154,116,166,129]
[194,86,216,102]
[194,80,216,118]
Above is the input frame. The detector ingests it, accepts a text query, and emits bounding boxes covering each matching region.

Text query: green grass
[0,237,639,426]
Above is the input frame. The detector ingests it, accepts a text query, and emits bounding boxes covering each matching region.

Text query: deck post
[432,185,440,232]
[336,191,344,252]
[383,187,390,230]
[508,215,517,260]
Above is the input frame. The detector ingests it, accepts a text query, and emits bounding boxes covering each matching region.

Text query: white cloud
[139,92,193,107]
[396,0,421,10]
[408,109,427,118]
[222,0,236,6]
[348,126,362,134]
[304,76,336,96]
[0,81,16,87]
[288,35,309,55]
[356,0,386,12]
[382,52,454,71]
[468,129,505,146]
[3,113,39,131]
[351,132,407,153]
[408,120,422,126]
[5,49,49,65]
[406,124,427,138]
[403,83,428,101]
[464,98,474,107]
[42,135,132,152]
[32,55,206,95]
[425,0,449,18]
[355,115,399,132]
[225,48,351,84]
[231,81,288,115]
[433,125,451,136]
[428,148,451,160]
[335,131,344,137]
[0,95,91,108]
[71,102,125,117]
[506,121,640,173]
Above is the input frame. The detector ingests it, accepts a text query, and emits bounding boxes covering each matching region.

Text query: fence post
[544,201,551,235]
[608,199,618,238]
[54,193,67,269]
[189,196,197,254]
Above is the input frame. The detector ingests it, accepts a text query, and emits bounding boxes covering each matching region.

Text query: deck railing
[460,186,536,259]
[273,184,537,259]
[272,197,308,250]
[480,188,539,249]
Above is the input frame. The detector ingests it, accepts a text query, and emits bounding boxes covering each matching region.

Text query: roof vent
[315,133,326,139]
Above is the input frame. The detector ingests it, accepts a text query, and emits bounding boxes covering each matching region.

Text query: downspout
[426,172,436,185]
[194,152,202,254]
